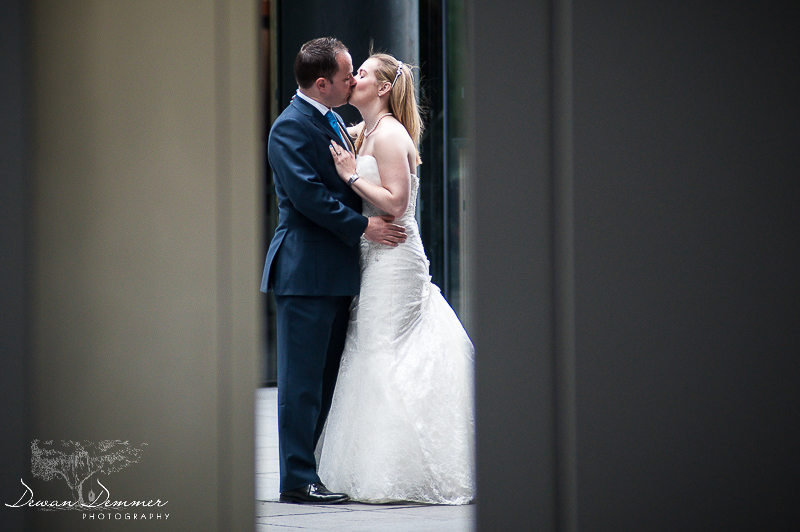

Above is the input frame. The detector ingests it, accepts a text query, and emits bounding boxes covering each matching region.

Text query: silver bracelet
[348,173,359,186]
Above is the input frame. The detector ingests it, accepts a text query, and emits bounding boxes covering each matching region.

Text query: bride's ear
[378,82,391,97]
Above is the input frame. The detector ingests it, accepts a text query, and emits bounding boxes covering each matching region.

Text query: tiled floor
[254,387,474,531]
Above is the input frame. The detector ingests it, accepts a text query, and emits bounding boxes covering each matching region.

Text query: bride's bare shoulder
[373,119,415,150]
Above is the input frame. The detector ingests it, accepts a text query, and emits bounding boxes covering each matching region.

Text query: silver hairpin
[391,61,404,87]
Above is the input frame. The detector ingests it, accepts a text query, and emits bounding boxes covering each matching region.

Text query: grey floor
[255,387,474,531]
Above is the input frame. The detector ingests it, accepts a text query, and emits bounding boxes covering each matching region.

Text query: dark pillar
[572,1,800,530]
[276,0,418,125]
[470,0,800,530]
[0,1,29,530]
[470,0,562,530]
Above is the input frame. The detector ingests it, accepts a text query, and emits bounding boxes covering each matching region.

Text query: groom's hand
[364,216,407,247]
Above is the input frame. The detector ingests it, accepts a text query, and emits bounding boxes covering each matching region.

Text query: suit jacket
[260,96,368,295]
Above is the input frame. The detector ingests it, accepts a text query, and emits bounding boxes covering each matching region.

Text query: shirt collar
[296,89,330,116]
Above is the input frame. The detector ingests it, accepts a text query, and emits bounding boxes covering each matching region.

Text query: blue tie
[325,111,348,151]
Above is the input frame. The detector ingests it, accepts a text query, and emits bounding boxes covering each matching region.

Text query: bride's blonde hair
[355,53,424,165]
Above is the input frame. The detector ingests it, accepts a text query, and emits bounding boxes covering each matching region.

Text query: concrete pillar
[23,2,260,531]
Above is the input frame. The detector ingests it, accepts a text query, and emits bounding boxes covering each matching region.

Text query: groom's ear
[316,77,329,93]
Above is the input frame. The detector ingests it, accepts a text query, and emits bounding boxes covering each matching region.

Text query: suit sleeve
[268,116,368,246]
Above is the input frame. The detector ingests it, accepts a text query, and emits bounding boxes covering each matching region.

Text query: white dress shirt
[295,89,330,115]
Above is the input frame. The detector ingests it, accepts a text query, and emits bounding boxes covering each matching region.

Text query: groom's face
[325,51,356,108]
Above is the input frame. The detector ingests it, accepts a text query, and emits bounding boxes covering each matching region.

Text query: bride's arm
[347,122,364,138]
[329,129,413,219]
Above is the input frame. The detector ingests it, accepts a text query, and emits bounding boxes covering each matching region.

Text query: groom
[261,37,406,504]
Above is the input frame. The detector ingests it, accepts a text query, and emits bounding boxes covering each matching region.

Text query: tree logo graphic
[30,439,146,509]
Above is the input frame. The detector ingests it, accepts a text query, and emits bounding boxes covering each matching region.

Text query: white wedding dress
[316,155,475,505]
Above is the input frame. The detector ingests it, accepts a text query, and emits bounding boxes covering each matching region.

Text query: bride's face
[350,58,386,108]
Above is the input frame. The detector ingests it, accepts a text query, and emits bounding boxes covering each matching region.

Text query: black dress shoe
[279,482,350,504]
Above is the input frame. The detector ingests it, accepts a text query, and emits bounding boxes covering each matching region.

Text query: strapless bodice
[355,155,419,222]
[355,155,424,267]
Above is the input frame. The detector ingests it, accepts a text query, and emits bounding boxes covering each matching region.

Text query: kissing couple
[260,37,474,505]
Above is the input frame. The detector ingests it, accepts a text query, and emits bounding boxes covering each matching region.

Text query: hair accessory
[391,61,404,87]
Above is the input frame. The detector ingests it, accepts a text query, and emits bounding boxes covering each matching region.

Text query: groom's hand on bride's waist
[364,215,407,247]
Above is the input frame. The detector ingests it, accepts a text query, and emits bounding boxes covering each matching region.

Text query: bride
[319,53,475,505]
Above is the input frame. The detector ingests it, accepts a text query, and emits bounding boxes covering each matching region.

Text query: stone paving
[255,387,474,531]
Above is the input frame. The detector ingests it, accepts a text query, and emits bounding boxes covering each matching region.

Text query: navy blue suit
[261,96,368,492]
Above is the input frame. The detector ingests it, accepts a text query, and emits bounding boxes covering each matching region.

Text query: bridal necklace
[364,112,392,138]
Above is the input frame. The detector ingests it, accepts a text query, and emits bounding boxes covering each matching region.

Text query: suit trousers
[274,294,352,492]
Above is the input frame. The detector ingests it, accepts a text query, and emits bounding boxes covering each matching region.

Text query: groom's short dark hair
[294,37,348,89]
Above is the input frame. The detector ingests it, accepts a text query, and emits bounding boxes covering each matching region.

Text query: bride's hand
[329,140,356,182]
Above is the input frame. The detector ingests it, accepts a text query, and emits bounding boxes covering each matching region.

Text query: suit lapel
[334,115,356,153]
[292,97,354,153]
